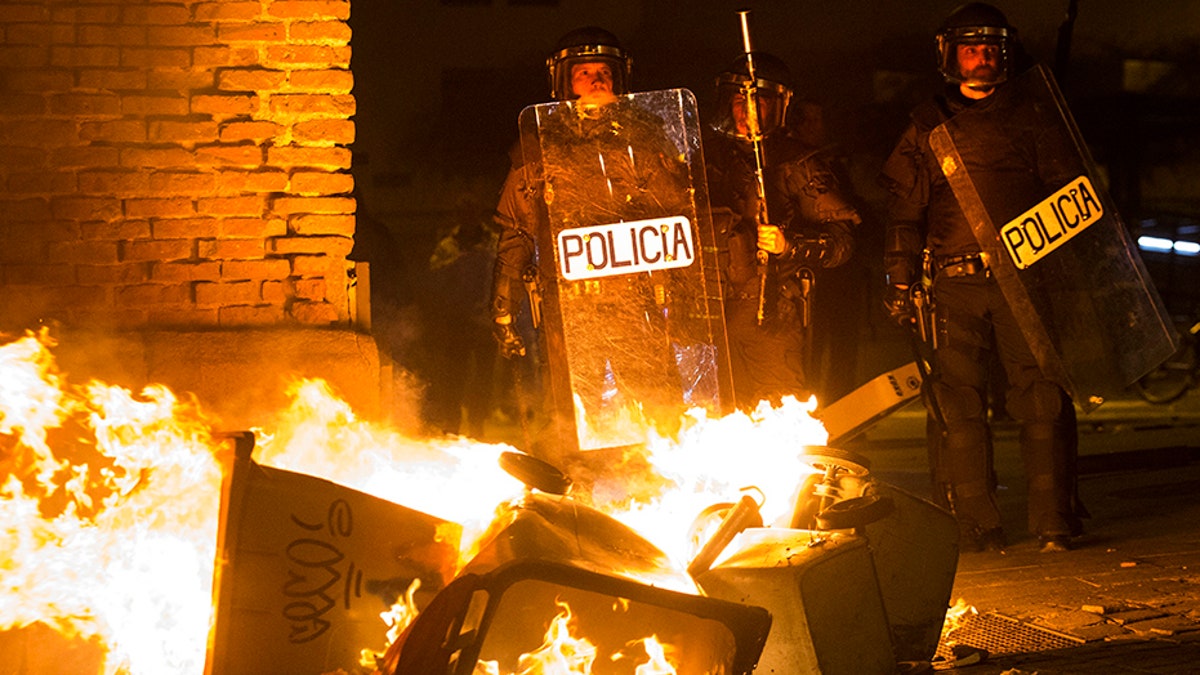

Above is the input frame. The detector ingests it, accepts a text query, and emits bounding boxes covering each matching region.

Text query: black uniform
[880,84,1083,544]
[705,130,860,409]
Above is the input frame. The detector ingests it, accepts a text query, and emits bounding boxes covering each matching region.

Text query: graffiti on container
[281,498,363,643]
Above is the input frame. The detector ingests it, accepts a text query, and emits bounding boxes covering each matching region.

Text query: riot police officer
[490,26,632,360]
[704,52,861,409]
[880,3,1083,552]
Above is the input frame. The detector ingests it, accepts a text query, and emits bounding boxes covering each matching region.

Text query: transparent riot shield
[518,89,731,451]
[928,65,1176,411]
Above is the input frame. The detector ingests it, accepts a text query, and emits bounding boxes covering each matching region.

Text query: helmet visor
[938,27,1011,88]
[548,46,629,101]
[711,74,791,140]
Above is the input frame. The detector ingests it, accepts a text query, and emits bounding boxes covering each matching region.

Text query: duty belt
[934,253,988,278]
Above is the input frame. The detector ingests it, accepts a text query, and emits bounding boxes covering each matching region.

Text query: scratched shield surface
[518,88,732,451]
[208,449,462,675]
[928,65,1176,411]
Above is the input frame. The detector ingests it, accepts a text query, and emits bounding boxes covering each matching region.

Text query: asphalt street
[849,385,1200,674]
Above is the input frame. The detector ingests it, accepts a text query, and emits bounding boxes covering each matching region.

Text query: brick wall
[0,0,356,331]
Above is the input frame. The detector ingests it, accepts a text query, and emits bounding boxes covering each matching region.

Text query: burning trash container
[205,433,462,675]
[381,452,772,675]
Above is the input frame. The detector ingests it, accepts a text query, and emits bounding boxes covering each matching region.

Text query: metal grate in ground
[937,612,1085,659]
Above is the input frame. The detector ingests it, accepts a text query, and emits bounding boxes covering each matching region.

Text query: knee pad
[1008,381,1065,424]
[929,380,985,424]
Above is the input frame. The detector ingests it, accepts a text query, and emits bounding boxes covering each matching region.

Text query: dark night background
[344,1,1200,432]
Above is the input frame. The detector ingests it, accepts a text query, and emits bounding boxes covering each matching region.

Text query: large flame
[0,330,832,674]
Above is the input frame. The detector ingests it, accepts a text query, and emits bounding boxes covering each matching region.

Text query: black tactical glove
[883,284,916,328]
[492,318,526,359]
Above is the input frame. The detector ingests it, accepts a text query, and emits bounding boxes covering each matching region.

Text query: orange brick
[122,5,191,25]
[195,279,260,305]
[52,145,120,168]
[0,45,49,69]
[219,22,286,43]
[288,20,351,43]
[149,172,218,196]
[290,300,340,325]
[78,24,147,46]
[195,143,264,167]
[219,68,288,91]
[290,170,353,195]
[268,234,352,256]
[52,196,121,220]
[122,94,190,117]
[120,147,195,168]
[269,93,354,117]
[262,279,286,303]
[0,147,48,167]
[123,238,194,262]
[216,170,288,194]
[77,263,154,285]
[152,216,221,239]
[292,119,354,144]
[148,70,212,90]
[0,94,47,115]
[267,146,351,170]
[290,214,355,236]
[221,258,290,280]
[288,69,353,94]
[79,120,147,143]
[198,195,265,216]
[3,263,76,285]
[121,47,191,68]
[290,254,337,276]
[220,216,285,237]
[82,219,151,240]
[272,195,353,215]
[1,119,77,146]
[0,197,52,223]
[125,198,195,218]
[7,171,77,194]
[147,25,216,47]
[115,283,191,307]
[49,240,120,265]
[5,70,73,92]
[151,261,221,282]
[193,2,263,22]
[294,277,326,300]
[192,94,259,117]
[218,120,282,143]
[149,120,219,143]
[50,92,121,116]
[53,5,120,23]
[198,237,266,259]
[267,1,350,21]
[78,170,151,195]
[50,45,120,68]
[79,69,149,90]
[265,44,349,68]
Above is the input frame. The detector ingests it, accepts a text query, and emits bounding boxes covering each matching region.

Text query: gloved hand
[793,237,831,264]
[493,317,526,359]
[756,223,789,255]
[883,284,916,328]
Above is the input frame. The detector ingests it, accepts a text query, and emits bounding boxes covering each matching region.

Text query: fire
[606,397,826,565]
[0,330,524,674]
[1,330,224,674]
[0,329,833,674]
[477,601,681,675]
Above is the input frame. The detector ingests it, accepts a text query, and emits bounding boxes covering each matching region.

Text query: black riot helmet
[546,26,631,101]
[712,51,794,140]
[936,3,1017,90]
